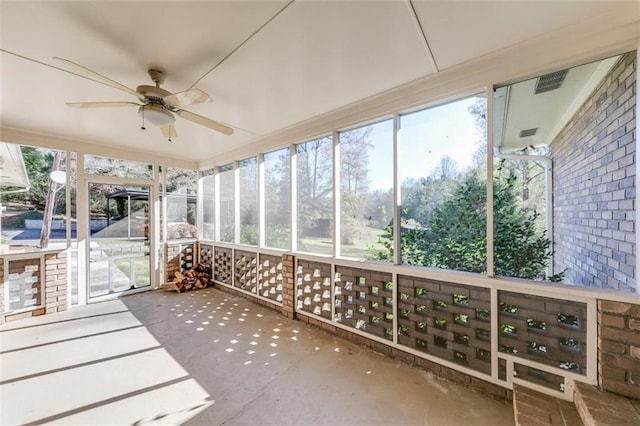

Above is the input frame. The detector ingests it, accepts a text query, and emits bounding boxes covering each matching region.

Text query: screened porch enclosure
[0,2,639,414]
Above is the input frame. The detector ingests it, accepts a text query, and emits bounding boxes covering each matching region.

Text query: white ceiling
[0,1,637,166]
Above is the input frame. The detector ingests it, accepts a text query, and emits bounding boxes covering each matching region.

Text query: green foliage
[240,224,259,246]
[1,147,54,208]
[1,210,43,228]
[265,227,291,249]
[371,170,561,281]
[422,174,487,273]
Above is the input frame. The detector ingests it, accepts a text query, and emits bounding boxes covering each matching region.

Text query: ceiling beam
[406,0,439,73]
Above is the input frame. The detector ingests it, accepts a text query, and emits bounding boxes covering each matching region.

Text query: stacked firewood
[166,264,212,292]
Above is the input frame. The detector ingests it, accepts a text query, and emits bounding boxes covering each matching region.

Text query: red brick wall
[598,300,640,399]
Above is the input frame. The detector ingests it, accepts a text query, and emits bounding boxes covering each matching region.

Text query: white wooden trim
[333,131,340,258]
[258,153,266,248]
[486,86,495,277]
[290,145,298,253]
[393,113,401,266]
[214,166,221,242]
[233,161,240,244]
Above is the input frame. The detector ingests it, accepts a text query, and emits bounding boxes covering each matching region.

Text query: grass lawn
[92,238,151,287]
[299,226,387,260]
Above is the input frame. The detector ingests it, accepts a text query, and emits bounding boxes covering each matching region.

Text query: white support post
[586,298,598,384]
[333,131,340,258]
[161,165,167,246]
[491,286,499,379]
[259,153,266,248]
[392,113,401,266]
[290,145,298,253]
[214,167,221,242]
[486,87,495,277]
[234,161,240,245]
[331,262,336,323]
[76,152,87,305]
[392,271,398,344]
[197,170,204,241]
[152,164,161,289]
[65,152,72,247]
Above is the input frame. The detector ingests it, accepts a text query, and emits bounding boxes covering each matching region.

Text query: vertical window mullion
[393,113,401,266]
[197,170,204,241]
[291,145,298,253]
[333,131,340,258]
[486,86,495,277]
[258,154,266,248]
[214,167,220,242]
[234,160,240,244]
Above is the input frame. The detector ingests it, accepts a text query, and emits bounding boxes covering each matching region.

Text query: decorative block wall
[334,266,393,341]
[398,276,492,374]
[200,246,640,402]
[234,250,258,293]
[213,246,232,284]
[258,254,283,303]
[551,52,637,292]
[498,291,587,391]
[7,258,41,312]
[296,260,331,320]
[598,300,640,399]
[1,250,68,323]
[198,243,213,277]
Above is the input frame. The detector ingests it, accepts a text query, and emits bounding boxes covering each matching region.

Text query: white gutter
[493,146,554,277]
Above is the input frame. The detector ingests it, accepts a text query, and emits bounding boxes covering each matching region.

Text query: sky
[366,96,484,190]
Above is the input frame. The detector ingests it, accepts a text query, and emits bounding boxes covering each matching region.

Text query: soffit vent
[519,128,538,138]
[534,69,569,94]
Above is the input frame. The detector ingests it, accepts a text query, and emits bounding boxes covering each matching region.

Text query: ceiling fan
[54,57,233,140]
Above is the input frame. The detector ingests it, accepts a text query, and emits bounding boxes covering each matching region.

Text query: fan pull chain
[168,126,172,142]
[140,106,146,130]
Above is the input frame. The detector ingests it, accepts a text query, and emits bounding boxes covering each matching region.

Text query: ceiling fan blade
[160,125,178,139]
[177,110,234,135]
[53,57,141,99]
[163,89,212,108]
[65,102,140,108]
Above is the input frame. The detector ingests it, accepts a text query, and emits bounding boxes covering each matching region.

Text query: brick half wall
[1,250,68,323]
[598,300,640,399]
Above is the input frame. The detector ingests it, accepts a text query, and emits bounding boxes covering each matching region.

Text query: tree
[371,170,561,281]
[296,138,333,239]
[340,127,373,244]
[4,146,54,209]
[265,149,291,248]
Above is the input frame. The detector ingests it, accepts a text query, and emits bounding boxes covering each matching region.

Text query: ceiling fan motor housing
[136,85,172,103]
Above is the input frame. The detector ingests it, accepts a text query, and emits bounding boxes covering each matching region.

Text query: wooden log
[175,271,185,281]
[163,281,180,292]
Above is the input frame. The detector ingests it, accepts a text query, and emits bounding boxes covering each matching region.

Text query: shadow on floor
[0,299,212,425]
[121,287,514,425]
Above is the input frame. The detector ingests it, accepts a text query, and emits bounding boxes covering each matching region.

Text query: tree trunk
[40,150,63,248]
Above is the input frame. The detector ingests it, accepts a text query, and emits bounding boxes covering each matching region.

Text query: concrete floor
[1,287,514,425]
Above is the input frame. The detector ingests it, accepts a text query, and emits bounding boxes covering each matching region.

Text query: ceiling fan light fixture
[138,104,175,127]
